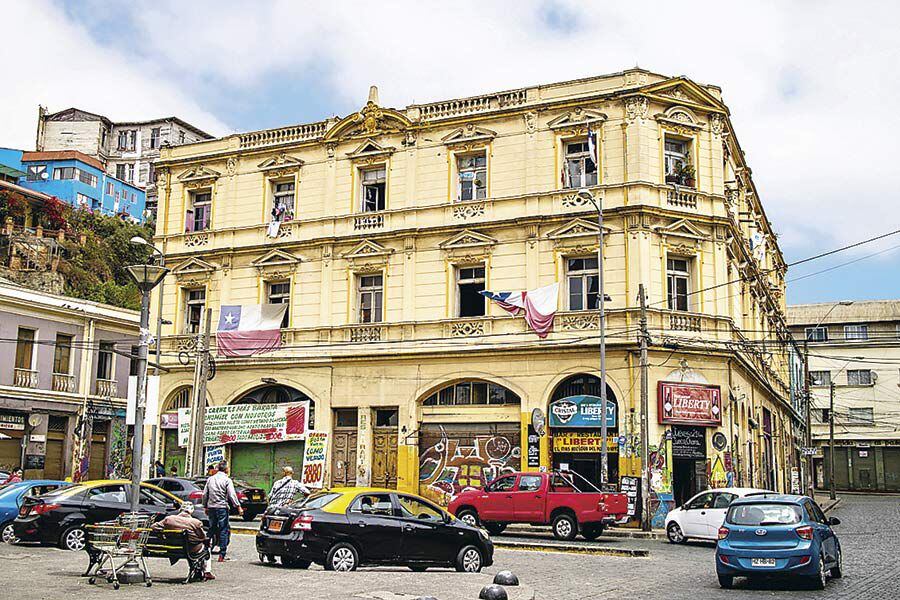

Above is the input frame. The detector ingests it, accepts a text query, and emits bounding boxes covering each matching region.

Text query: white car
[665,488,773,543]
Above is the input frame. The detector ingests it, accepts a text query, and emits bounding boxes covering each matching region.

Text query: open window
[563,140,597,188]
[357,274,383,323]
[360,166,386,212]
[266,280,291,328]
[183,288,206,333]
[664,136,694,187]
[185,191,211,232]
[271,181,295,222]
[456,265,486,317]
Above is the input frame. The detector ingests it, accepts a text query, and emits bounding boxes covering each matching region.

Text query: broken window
[360,167,386,212]
[457,265,486,317]
[457,154,487,201]
[563,141,597,188]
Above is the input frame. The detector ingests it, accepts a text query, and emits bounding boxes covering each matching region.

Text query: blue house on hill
[16,150,146,221]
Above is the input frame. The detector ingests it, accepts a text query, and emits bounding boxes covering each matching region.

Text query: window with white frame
[456,154,487,202]
[666,257,691,312]
[115,163,135,183]
[266,281,291,328]
[183,288,206,334]
[54,166,76,180]
[848,407,874,425]
[809,370,831,387]
[805,326,828,342]
[847,369,873,386]
[456,265,486,317]
[563,141,597,189]
[271,181,295,222]
[77,193,98,211]
[357,274,383,323]
[106,182,114,195]
[150,127,161,149]
[186,191,211,232]
[360,166,386,212]
[96,341,114,381]
[844,324,868,340]
[664,137,692,185]
[117,130,136,151]
[566,257,599,311]
[78,169,98,187]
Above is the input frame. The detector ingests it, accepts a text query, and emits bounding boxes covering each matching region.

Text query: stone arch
[412,372,527,407]
[540,368,627,413]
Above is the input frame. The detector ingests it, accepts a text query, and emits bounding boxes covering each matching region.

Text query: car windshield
[291,492,340,510]
[727,503,802,526]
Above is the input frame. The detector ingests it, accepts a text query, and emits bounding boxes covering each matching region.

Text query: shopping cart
[84,517,153,589]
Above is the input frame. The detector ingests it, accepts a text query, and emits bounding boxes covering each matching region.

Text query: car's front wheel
[59,524,86,551]
[1,521,17,544]
[325,542,359,572]
[455,545,483,573]
[666,522,686,544]
[551,513,577,541]
[717,574,734,589]
[457,509,479,528]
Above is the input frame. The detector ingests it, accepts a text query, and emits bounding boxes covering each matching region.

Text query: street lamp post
[577,189,610,487]
[120,239,168,584]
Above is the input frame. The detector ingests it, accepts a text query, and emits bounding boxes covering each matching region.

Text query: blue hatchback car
[715,494,842,590]
[0,480,68,544]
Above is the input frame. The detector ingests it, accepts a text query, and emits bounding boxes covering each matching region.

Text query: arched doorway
[159,386,195,476]
[417,380,522,505]
[548,374,619,489]
[229,385,314,491]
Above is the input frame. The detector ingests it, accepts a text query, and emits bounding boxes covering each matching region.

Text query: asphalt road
[0,494,896,599]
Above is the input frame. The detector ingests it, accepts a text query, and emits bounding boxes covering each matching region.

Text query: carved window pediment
[439,229,496,260]
[545,218,615,250]
[441,124,497,148]
[655,219,709,247]
[547,107,608,132]
[257,153,304,173]
[177,165,221,183]
[171,257,217,283]
[655,105,704,131]
[343,239,393,259]
[251,249,302,275]
[346,138,395,160]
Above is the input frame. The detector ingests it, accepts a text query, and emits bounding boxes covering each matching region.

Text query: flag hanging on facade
[217,304,287,357]
[586,124,598,168]
[480,282,559,338]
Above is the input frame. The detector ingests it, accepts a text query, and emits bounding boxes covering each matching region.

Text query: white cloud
[9,0,900,258]
[0,0,230,150]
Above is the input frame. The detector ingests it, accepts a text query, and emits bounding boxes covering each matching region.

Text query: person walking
[153,460,166,478]
[268,466,311,507]
[151,502,214,581]
[202,461,242,562]
[5,468,23,484]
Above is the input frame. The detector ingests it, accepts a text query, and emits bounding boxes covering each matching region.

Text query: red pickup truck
[448,471,629,541]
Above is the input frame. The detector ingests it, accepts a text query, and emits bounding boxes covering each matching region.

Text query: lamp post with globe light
[118,237,168,584]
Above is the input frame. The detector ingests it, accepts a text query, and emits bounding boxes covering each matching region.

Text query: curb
[821,497,842,514]
[232,527,258,536]
[504,525,663,541]
[493,539,649,557]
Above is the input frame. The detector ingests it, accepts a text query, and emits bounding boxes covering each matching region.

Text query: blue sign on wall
[548,395,617,428]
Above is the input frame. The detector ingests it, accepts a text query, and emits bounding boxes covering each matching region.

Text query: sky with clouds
[2,0,898,304]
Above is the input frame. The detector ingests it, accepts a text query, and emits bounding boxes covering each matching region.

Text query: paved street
[1,495,896,599]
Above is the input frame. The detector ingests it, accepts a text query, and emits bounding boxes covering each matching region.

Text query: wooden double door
[330,429,358,487]
[372,428,398,488]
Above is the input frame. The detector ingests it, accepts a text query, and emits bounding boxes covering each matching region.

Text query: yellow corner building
[151,69,801,525]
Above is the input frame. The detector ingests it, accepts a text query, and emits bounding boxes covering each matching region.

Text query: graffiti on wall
[648,433,674,528]
[418,426,520,506]
[107,418,130,479]
[707,453,734,489]
[72,411,94,483]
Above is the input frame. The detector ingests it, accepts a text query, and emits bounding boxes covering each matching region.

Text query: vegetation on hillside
[1,188,155,310]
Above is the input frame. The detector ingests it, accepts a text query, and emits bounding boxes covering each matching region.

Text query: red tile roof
[21,150,105,172]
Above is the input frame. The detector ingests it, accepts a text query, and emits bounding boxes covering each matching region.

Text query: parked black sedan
[256,487,494,572]
[13,479,208,551]
[146,477,268,521]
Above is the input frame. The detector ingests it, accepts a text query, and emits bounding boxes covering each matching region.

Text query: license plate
[251,494,263,501]
[268,520,284,533]
[751,558,776,567]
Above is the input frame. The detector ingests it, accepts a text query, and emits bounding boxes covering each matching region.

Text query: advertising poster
[548,395,616,428]
[657,382,722,426]
[301,431,328,488]
[178,401,309,447]
[526,424,541,468]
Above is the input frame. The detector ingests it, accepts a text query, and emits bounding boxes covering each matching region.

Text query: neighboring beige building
[152,69,799,522]
[35,107,212,214]
[788,301,900,492]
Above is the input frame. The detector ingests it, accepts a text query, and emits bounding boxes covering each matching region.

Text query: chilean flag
[217,304,287,357]
[481,282,559,338]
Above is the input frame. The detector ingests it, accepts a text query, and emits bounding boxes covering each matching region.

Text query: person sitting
[151,502,214,582]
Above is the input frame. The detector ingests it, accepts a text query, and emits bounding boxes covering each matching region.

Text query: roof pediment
[439,229,497,249]
[637,77,728,114]
[324,87,412,142]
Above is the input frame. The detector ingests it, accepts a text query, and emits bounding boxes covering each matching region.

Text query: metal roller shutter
[0,435,23,472]
[44,437,65,480]
[883,447,900,491]
[418,423,520,506]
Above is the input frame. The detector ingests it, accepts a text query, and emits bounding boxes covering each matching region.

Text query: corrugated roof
[0,164,25,178]
[21,150,105,172]
[787,300,900,325]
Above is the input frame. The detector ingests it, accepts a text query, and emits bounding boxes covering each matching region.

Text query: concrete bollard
[478,584,508,600]
[493,571,519,586]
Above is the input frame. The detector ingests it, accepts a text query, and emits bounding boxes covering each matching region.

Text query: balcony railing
[95,378,118,398]
[666,186,698,209]
[13,368,38,389]
[52,372,76,393]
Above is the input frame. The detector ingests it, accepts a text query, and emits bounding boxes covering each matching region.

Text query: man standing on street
[268,466,310,507]
[202,461,242,562]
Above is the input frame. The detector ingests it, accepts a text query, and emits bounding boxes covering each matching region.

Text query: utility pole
[829,380,836,500]
[803,338,814,497]
[186,308,212,477]
[638,284,651,531]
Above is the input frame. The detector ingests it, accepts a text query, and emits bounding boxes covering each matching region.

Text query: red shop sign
[658,381,722,426]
